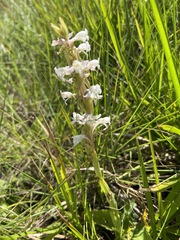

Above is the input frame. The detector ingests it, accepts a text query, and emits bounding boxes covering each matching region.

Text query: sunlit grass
[0,0,180,239]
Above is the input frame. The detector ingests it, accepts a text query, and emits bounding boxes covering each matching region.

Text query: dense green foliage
[0,0,180,239]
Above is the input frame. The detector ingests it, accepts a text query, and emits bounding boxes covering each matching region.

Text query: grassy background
[0,0,180,239]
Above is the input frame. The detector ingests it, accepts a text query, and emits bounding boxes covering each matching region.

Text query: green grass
[1,0,180,239]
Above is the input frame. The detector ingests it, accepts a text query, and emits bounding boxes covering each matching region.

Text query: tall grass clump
[0,0,180,239]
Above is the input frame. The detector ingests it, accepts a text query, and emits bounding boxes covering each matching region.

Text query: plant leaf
[159,124,180,136]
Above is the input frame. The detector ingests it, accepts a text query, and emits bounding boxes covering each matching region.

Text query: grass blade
[136,137,157,239]
[149,0,180,105]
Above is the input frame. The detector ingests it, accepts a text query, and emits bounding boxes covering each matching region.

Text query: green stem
[83,123,121,237]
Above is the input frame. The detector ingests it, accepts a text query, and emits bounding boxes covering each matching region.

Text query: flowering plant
[51,17,121,238]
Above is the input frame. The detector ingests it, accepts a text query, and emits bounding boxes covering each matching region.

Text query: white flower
[71,59,100,78]
[72,135,88,147]
[52,39,62,46]
[72,60,88,77]
[76,41,91,56]
[52,29,89,47]
[55,59,100,82]
[85,116,109,131]
[87,59,100,71]
[72,112,84,124]
[60,91,76,104]
[72,112,88,125]
[84,84,102,103]
[72,113,110,132]
[70,29,89,43]
[54,66,74,83]
[95,116,111,130]
[72,112,101,125]
[86,116,110,132]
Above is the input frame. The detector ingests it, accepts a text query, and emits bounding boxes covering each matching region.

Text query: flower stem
[90,144,121,238]
[82,97,121,238]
